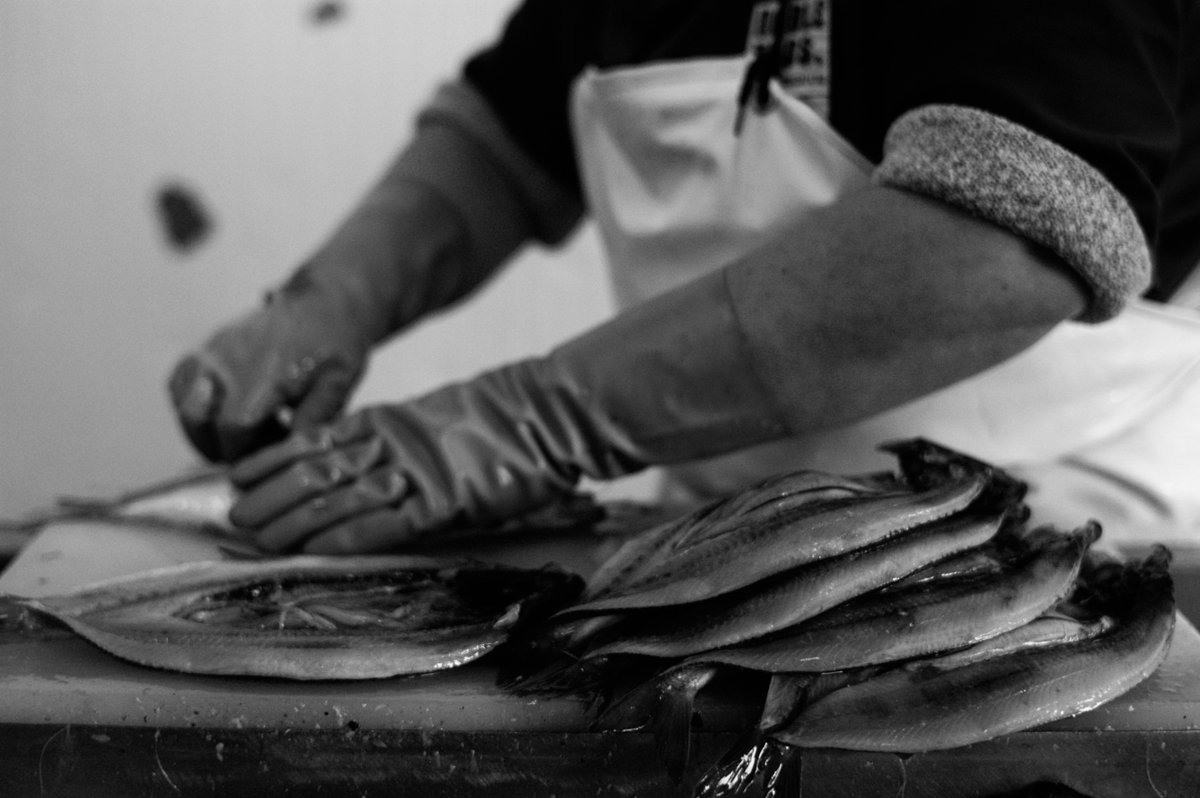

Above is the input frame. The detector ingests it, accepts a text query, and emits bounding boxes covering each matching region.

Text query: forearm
[725,184,1090,435]
[290,81,584,345]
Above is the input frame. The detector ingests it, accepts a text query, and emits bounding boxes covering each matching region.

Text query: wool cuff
[874,105,1151,322]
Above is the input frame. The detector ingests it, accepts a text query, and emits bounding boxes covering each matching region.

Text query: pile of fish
[506,439,1176,794]
[1,437,1177,790]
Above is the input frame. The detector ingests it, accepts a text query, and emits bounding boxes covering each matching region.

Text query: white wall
[0,1,616,514]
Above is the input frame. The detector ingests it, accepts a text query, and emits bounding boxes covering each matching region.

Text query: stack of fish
[510,439,1176,793]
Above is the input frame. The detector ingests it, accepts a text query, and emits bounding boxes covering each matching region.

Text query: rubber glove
[229,270,788,553]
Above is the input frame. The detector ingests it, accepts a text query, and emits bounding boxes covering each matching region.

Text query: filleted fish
[12,555,582,679]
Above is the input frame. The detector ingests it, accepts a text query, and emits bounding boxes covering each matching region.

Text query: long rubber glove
[165,84,573,464]
[229,187,1089,554]
[229,269,787,553]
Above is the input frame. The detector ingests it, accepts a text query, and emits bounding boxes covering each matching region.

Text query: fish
[588,505,1007,785]
[916,610,1114,672]
[773,545,1175,752]
[878,543,1005,592]
[679,521,1098,674]
[691,610,1115,796]
[557,471,988,616]
[582,507,1010,659]
[11,555,582,680]
[581,469,898,602]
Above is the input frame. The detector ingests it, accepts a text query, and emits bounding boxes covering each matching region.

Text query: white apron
[569,57,1200,543]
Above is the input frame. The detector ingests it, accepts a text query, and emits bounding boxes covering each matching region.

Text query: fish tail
[880,438,1028,512]
[496,649,601,697]
[593,669,665,731]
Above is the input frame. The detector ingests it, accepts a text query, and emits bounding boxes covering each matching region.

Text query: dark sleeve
[1150,2,1200,300]
[845,0,1190,319]
[463,1,600,198]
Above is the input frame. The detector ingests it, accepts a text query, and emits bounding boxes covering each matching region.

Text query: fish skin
[550,474,893,651]
[560,473,987,616]
[583,508,1007,659]
[14,555,582,680]
[580,471,891,603]
[880,544,1004,593]
[915,611,1114,672]
[685,522,1097,674]
[774,546,1175,752]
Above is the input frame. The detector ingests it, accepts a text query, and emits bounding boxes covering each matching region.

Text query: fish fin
[651,681,700,783]
[495,647,598,697]
[592,670,664,731]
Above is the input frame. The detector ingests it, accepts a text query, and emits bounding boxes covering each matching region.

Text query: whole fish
[546,473,893,652]
[12,556,582,680]
[558,472,988,616]
[681,522,1097,674]
[582,469,895,602]
[774,546,1175,752]
[585,436,1023,608]
[583,508,1009,659]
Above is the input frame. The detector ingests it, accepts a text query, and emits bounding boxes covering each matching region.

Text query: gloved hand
[168,183,473,463]
[168,81,581,464]
[168,282,375,463]
[228,270,790,553]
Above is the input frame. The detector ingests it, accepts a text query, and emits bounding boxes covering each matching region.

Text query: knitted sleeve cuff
[873,105,1151,322]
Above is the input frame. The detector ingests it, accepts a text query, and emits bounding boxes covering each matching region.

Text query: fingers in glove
[229,437,388,527]
[230,415,377,487]
[168,351,290,462]
[254,469,408,552]
[302,489,454,554]
[214,365,297,461]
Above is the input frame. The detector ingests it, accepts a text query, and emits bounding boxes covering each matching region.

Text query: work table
[1,520,1198,797]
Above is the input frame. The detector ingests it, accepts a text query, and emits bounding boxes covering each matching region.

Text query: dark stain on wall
[155,182,212,252]
[310,1,346,25]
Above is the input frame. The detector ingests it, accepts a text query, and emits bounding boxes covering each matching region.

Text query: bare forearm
[726,184,1089,432]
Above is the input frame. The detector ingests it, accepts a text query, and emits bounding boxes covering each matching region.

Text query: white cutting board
[0,521,228,597]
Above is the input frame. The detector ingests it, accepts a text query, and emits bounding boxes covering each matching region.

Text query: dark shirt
[465,0,1200,299]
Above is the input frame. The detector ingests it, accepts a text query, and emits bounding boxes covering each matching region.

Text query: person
[168,0,1200,555]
